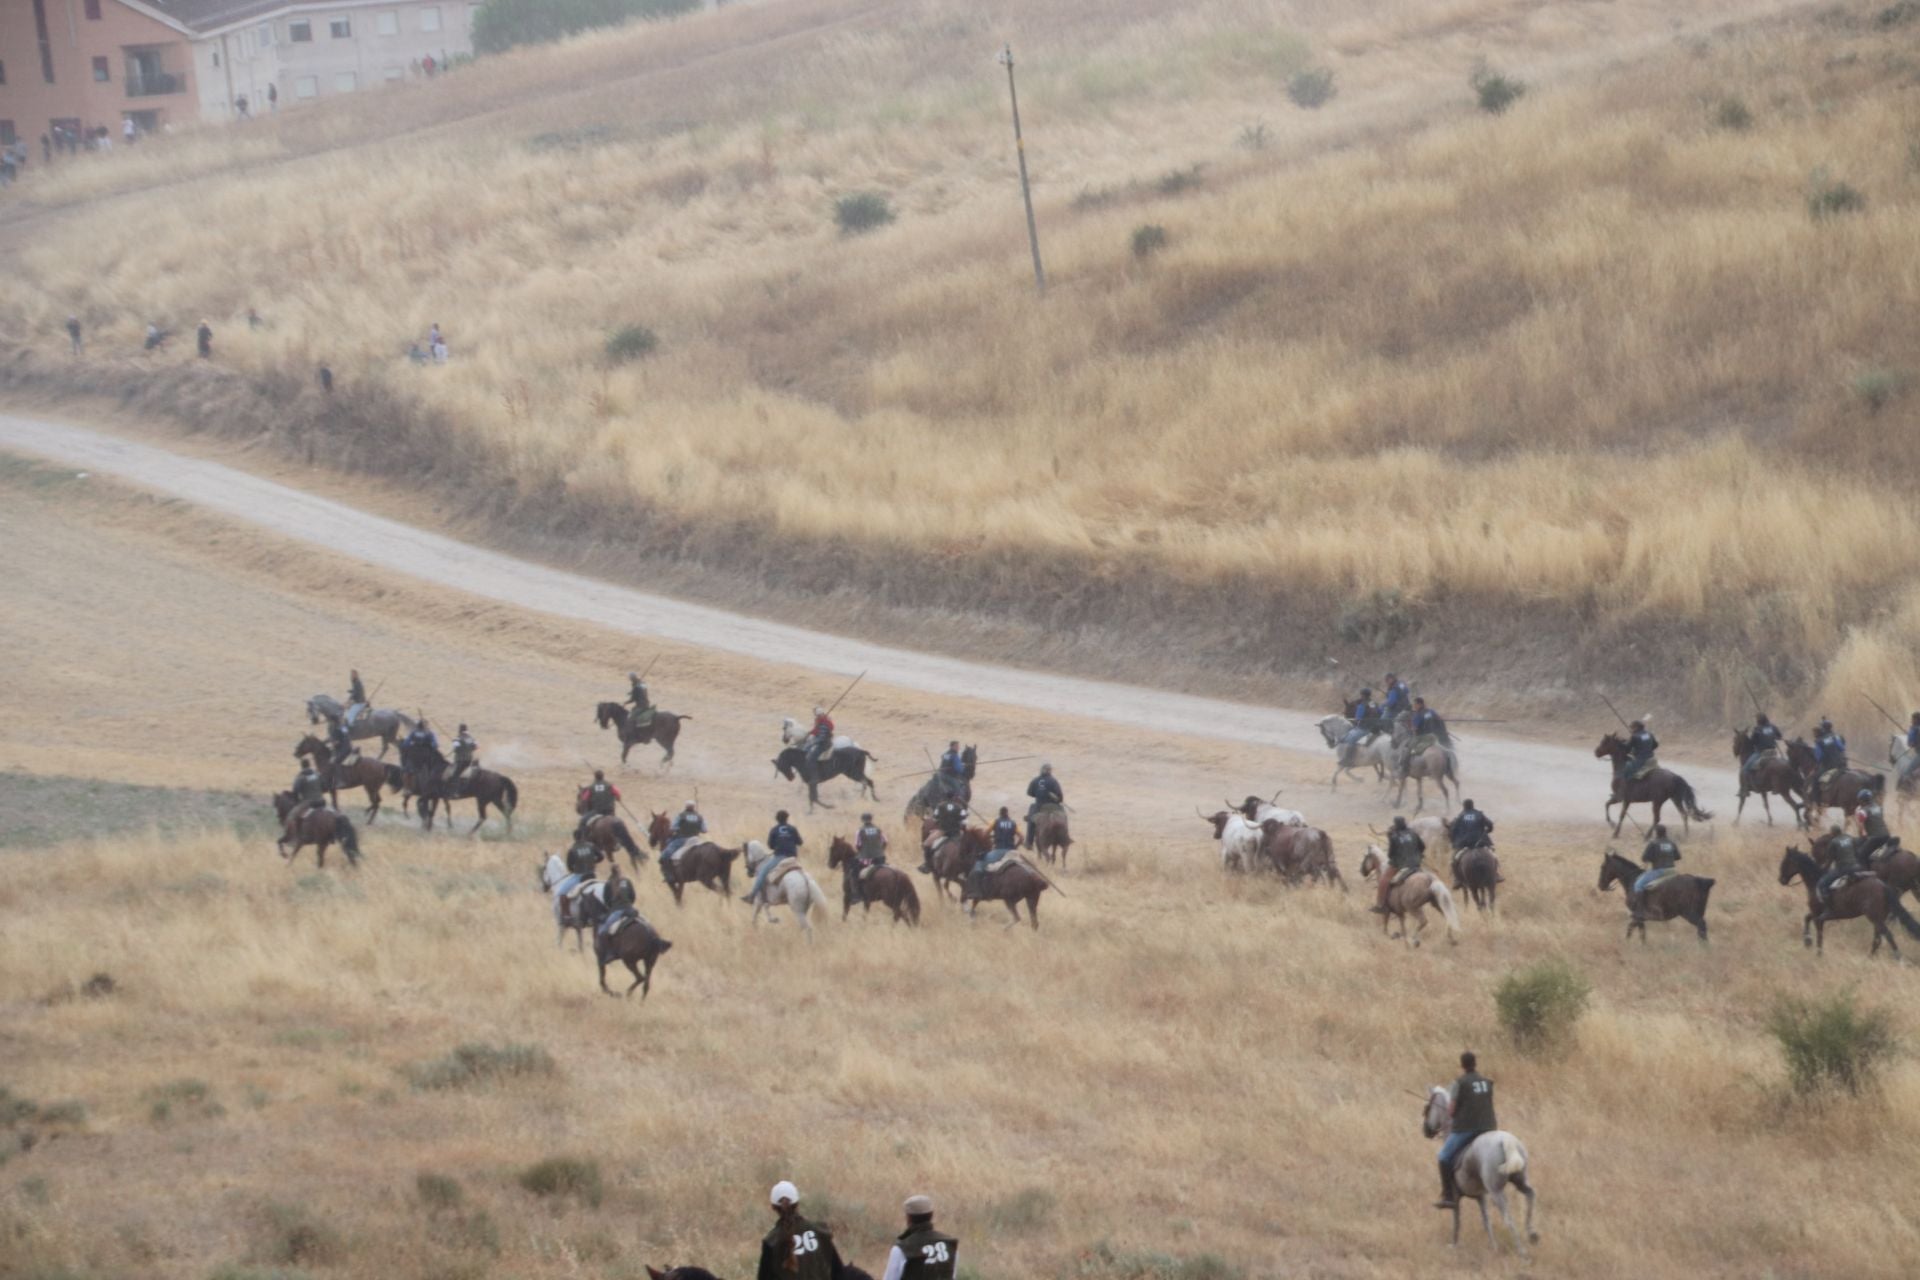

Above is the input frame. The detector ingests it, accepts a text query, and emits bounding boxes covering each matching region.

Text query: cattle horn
[1225,797,1238,811]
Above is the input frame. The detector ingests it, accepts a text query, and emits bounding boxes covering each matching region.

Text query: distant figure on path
[144,323,166,352]
[428,322,447,363]
[196,320,213,359]
[318,364,334,393]
[66,317,82,355]
[235,94,251,120]
[268,83,279,112]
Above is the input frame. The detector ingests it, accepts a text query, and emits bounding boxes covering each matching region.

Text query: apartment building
[0,1,202,146]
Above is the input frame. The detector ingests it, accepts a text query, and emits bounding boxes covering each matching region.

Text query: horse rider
[1631,823,1681,917]
[967,806,1022,908]
[1447,799,1496,877]
[802,705,836,781]
[596,868,639,942]
[743,809,804,905]
[1853,790,1891,862]
[555,835,605,902]
[756,1181,849,1280]
[920,797,968,873]
[403,717,439,760]
[449,723,477,781]
[1902,711,1920,787]
[1025,762,1064,847]
[1617,719,1658,783]
[1743,712,1783,778]
[624,670,655,730]
[326,713,359,773]
[345,668,368,726]
[1381,672,1411,720]
[280,755,328,849]
[1339,687,1383,764]
[1816,822,1864,905]
[1811,717,1848,783]
[880,1193,958,1280]
[1434,1050,1497,1209]
[1406,697,1448,758]
[661,801,706,879]
[574,769,620,841]
[937,740,968,800]
[850,811,890,906]
[1373,815,1425,915]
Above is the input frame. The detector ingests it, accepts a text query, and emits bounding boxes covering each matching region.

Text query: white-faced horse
[742,840,827,940]
[1203,809,1265,873]
[540,853,609,952]
[1316,715,1397,788]
[1359,845,1464,946]
[1423,1085,1538,1255]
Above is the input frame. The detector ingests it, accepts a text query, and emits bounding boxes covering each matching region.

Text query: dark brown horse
[1260,821,1345,888]
[1031,808,1073,867]
[924,826,988,901]
[276,803,361,868]
[595,908,672,999]
[594,702,690,765]
[578,813,646,871]
[295,736,403,822]
[1593,735,1713,836]
[1788,738,1884,821]
[1731,730,1807,827]
[1451,845,1500,913]
[772,743,880,813]
[1809,833,1920,940]
[1597,850,1711,943]
[960,854,1052,929]
[420,767,519,835]
[1779,847,1899,957]
[827,835,921,925]
[645,810,740,905]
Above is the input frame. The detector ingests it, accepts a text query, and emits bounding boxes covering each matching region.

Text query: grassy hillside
[6,0,1916,722]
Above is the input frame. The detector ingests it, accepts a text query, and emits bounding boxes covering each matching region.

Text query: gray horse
[1422,1085,1538,1255]
[306,694,414,759]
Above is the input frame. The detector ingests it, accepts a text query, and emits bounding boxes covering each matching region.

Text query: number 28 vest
[896,1225,959,1279]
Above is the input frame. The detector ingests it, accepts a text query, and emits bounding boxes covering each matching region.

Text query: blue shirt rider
[938,741,968,799]
[327,715,357,770]
[1381,674,1411,720]
[1812,718,1848,775]
[1816,824,1862,904]
[663,802,705,866]
[1744,714,1782,777]
[1903,712,1920,784]
[1631,824,1681,912]
[1448,800,1494,852]
[1025,764,1064,845]
[743,811,803,904]
[970,808,1021,902]
[1341,689,1380,757]
[1620,721,1657,780]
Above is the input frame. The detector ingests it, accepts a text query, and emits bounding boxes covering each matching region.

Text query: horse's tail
[1889,892,1920,940]
[805,874,828,917]
[1677,778,1714,822]
[1430,879,1464,938]
[501,776,519,814]
[383,763,405,791]
[901,876,921,924]
[1497,1133,1525,1177]
[336,814,362,865]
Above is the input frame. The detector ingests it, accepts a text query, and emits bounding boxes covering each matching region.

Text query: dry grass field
[8,0,1918,721]
[6,430,1920,1279]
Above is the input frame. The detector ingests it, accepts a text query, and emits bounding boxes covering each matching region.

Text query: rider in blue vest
[662,802,706,877]
[1381,674,1411,721]
[968,807,1021,905]
[938,741,968,799]
[1744,713,1782,778]
[1025,763,1064,847]
[1812,719,1848,776]
[1816,823,1862,904]
[1340,688,1381,760]
[1903,712,1920,786]
[327,714,358,771]
[743,810,804,904]
[1619,721,1657,781]
[1631,824,1681,916]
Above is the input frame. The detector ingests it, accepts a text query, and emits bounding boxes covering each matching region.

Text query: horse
[904,746,977,820]
[645,810,740,905]
[1593,734,1713,836]
[1316,715,1395,788]
[1792,743,1884,821]
[595,907,672,998]
[295,736,404,823]
[742,840,828,939]
[1597,849,1712,943]
[959,850,1053,929]
[433,766,519,835]
[925,827,988,901]
[1450,844,1500,913]
[1261,821,1345,888]
[1422,1086,1538,1255]
[539,852,611,951]
[593,701,691,766]
[1031,807,1073,867]
[772,745,880,814]
[1393,742,1457,813]
[1358,846,1463,946]
[828,835,921,925]
[1203,809,1264,874]
[305,694,413,758]
[1778,847,1900,957]
[577,813,647,872]
[1731,729,1808,827]
[277,805,361,868]
[1807,832,1920,940]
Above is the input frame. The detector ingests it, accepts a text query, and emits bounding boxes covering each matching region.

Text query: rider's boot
[1370,874,1391,915]
[1434,1163,1458,1210]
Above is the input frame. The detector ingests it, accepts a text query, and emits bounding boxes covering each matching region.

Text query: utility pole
[998,44,1046,296]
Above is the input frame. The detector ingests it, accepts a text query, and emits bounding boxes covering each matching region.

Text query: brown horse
[1358,847,1463,946]
[924,827,987,901]
[595,909,672,999]
[827,836,921,925]
[422,767,519,836]
[1808,833,1920,940]
[1779,847,1899,957]
[1451,845,1500,913]
[1031,808,1073,867]
[1261,822,1346,888]
[644,810,740,905]
[594,702,690,765]
[1597,850,1712,943]
[578,813,646,871]
[1730,730,1807,827]
[1393,744,1456,813]
[277,804,361,868]
[960,853,1052,929]
[1789,738,1884,821]
[1593,735,1713,836]
[296,736,403,823]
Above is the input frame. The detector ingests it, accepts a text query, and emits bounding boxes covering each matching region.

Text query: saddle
[1030,803,1066,818]
[1639,867,1678,890]
[562,877,594,901]
[759,856,797,884]
[1626,757,1659,781]
[1388,865,1421,887]
[1822,868,1872,899]
[857,861,883,881]
[601,909,650,939]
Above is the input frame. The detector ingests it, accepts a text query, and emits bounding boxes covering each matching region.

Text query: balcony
[125,70,184,97]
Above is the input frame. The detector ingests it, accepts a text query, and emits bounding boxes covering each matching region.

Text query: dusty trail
[0,413,1738,823]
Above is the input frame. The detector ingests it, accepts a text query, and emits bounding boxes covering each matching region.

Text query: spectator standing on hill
[196,320,213,359]
[40,134,51,164]
[318,364,334,394]
[268,83,278,112]
[123,118,136,145]
[429,322,447,363]
[66,317,82,355]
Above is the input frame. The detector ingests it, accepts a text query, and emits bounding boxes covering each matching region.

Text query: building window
[85,0,103,19]
[259,22,275,47]
[377,12,398,36]
[334,71,357,92]
[92,57,109,83]
[330,18,352,38]
[420,7,442,32]
[290,20,312,42]
[0,121,15,147]
[294,75,318,99]
[32,0,55,84]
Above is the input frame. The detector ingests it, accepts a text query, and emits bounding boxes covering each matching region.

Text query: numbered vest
[897,1226,959,1279]
[767,1216,837,1280]
[1453,1073,1497,1133]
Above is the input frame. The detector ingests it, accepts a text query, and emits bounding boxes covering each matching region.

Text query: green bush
[415,1172,464,1211]
[1131,225,1169,259]
[519,1157,604,1208]
[1768,991,1897,1095]
[834,192,896,235]
[1808,176,1867,220]
[1712,97,1753,131]
[1287,67,1338,109]
[605,325,659,364]
[408,1042,554,1091]
[1494,958,1591,1054]
[1471,68,1527,115]
[1157,165,1204,197]
[473,0,699,55]
[1236,122,1270,151]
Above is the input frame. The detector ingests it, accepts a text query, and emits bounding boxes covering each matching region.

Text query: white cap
[770,1180,799,1207]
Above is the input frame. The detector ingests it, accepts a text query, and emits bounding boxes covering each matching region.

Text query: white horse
[1423,1085,1538,1255]
[742,840,827,940]
[1204,810,1265,874]
[1316,715,1396,788]
[539,853,608,952]
[1889,735,1919,807]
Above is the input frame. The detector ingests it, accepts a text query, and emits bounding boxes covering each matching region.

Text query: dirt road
[0,412,1743,824]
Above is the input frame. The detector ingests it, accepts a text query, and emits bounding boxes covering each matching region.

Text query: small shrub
[0,1088,34,1127]
[1494,958,1591,1054]
[253,1203,343,1267]
[1879,1,1920,29]
[1712,97,1753,131]
[834,192,895,235]
[1768,990,1898,1095]
[408,1042,554,1091]
[1235,122,1270,151]
[1072,184,1126,211]
[415,1172,464,1212]
[986,1186,1055,1234]
[34,1101,86,1129]
[1131,225,1169,259]
[1471,67,1527,115]
[604,325,659,364]
[1851,368,1908,412]
[1337,588,1417,651]
[1156,165,1204,197]
[145,1078,220,1124]
[519,1156,604,1208]
[1808,175,1867,220]
[1287,66,1338,109]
